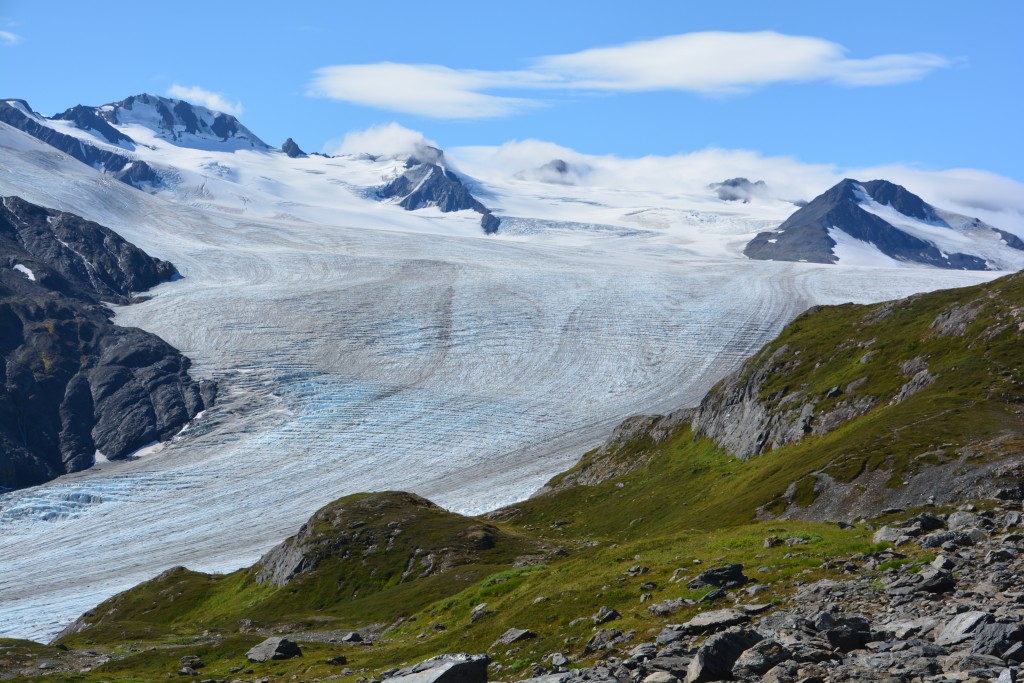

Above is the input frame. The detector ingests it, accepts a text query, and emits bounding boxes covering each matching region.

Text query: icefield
[0,123,1006,641]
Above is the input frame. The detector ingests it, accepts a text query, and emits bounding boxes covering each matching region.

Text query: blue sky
[2,1,1022,180]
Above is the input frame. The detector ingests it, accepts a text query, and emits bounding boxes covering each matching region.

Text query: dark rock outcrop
[744,178,991,269]
[52,105,133,146]
[377,149,500,234]
[0,196,212,491]
[282,137,307,158]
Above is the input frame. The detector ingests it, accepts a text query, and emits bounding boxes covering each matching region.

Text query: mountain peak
[96,93,268,150]
[744,177,1001,270]
[281,137,306,158]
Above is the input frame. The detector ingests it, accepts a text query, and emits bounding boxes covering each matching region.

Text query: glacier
[0,121,1005,641]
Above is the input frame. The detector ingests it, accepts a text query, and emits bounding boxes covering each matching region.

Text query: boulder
[492,628,535,648]
[947,511,983,530]
[246,637,302,662]
[678,609,750,635]
[686,564,749,590]
[731,638,791,678]
[391,653,489,683]
[936,611,992,646]
[642,672,678,683]
[686,627,762,683]
[593,606,620,625]
[971,623,1024,657]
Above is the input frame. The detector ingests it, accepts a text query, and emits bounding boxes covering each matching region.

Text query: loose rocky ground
[5,500,1024,682]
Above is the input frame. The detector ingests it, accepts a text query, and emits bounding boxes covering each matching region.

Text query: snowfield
[0,121,1007,641]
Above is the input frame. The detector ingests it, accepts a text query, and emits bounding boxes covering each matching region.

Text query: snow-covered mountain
[745,179,1024,270]
[0,94,502,234]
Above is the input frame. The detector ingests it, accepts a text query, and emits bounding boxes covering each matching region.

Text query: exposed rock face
[0,196,176,304]
[0,100,161,189]
[377,150,500,234]
[689,343,877,460]
[0,196,213,490]
[281,137,307,158]
[744,178,991,269]
[51,104,133,146]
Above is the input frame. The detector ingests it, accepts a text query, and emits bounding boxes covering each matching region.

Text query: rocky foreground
[368,502,1023,683]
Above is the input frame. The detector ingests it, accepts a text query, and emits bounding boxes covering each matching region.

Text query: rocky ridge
[0,196,214,490]
[0,99,163,190]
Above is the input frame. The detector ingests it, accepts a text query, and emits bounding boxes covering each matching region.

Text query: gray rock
[731,639,791,678]
[342,631,363,643]
[686,627,762,683]
[246,637,302,662]
[916,566,957,593]
[872,526,906,545]
[391,653,488,683]
[593,606,620,625]
[936,611,992,646]
[948,511,983,531]
[677,608,750,635]
[641,672,677,683]
[646,656,691,678]
[656,627,684,646]
[493,628,535,648]
[648,598,692,617]
[971,622,1024,657]
[686,564,749,590]
[583,629,625,654]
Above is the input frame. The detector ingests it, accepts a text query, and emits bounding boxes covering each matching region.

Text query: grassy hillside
[4,271,1022,682]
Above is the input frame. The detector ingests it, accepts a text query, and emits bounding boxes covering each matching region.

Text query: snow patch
[829,227,908,268]
[12,264,34,280]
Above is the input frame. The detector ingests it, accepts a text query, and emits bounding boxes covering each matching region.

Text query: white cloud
[450,140,1024,235]
[167,84,243,116]
[0,30,22,46]
[309,31,950,118]
[309,63,540,119]
[323,122,439,159]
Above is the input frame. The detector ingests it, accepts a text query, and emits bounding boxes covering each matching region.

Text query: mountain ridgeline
[745,178,1023,269]
[0,94,502,233]
[0,196,214,490]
